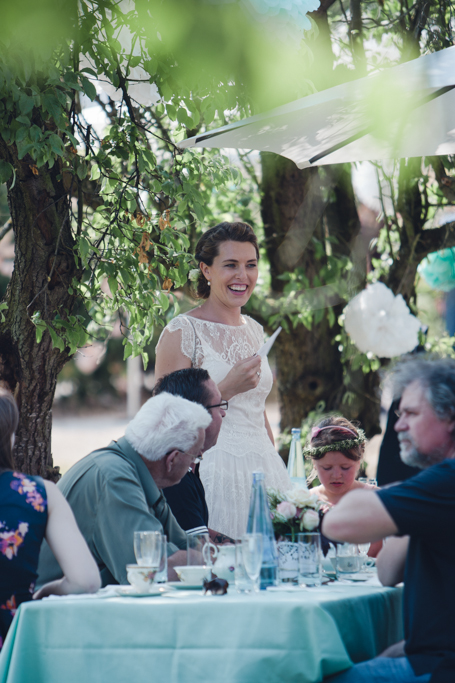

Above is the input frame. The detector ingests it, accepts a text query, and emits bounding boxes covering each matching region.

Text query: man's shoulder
[58,441,139,493]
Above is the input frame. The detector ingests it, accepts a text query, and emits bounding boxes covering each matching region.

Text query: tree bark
[0,143,80,478]
[260,153,380,441]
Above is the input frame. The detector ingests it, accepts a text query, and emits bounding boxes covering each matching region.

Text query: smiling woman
[154,222,291,538]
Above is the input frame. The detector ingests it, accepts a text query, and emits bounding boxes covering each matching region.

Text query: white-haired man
[36,393,211,587]
[322,357,455,683]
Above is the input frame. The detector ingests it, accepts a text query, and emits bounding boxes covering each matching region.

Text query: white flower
[188,269,200,283]
[287,488,319,509]
[344,282,421,358]
[302,509,320,531]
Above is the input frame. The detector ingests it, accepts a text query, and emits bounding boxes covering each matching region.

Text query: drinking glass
[298,532,322,587]
[368,478,377,487]
[155,534,168,583]
[234,539,255,593]
[134,530,162,567]
[241,533,263,592]
[358,541,370,568]
[336,543,362,580]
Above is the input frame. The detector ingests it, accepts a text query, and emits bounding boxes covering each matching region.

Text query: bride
[155,221,291,538]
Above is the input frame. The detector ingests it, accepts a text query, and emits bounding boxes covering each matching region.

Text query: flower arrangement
[267,486,323,542]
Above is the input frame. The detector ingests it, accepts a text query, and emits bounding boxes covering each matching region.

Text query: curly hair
[305,415,366,462]
[194,221,259,299]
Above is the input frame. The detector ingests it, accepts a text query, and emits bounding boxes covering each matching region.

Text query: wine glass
[241,533,263,591]
[358,542,371,570]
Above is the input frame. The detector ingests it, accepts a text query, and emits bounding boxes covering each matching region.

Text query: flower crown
[303,425,366,459]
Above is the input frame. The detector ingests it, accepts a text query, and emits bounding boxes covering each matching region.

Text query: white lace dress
[159,314,291,538]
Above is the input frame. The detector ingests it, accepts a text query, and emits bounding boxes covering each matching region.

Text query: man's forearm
[376,536,409,587]
[322,490,398,543]
[209,529,235,545]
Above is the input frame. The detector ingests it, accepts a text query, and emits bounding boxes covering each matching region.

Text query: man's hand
[167,550,187,581]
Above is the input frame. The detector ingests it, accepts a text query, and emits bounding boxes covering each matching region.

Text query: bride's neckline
[183,312,248,328]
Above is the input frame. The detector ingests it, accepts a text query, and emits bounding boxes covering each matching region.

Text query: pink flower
[276,501,297,520]
[302,509,319,531]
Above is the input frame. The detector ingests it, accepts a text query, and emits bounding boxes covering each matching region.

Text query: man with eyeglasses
[154,368,233,544]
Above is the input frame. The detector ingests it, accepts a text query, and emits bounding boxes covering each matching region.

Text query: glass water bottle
[246,471,278,589]
[287,428,308,489]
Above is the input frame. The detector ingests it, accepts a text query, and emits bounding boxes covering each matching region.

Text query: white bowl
[174,565,211,586]
[126,564,159,592]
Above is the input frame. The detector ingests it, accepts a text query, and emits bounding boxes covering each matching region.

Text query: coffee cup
[126,564,159,592]
[174,565,211,586]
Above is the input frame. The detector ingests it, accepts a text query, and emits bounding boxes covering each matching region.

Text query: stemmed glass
[358,542,371,570]
[241,533,263,592]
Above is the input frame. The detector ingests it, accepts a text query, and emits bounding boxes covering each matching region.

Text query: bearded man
[322,357,455,683]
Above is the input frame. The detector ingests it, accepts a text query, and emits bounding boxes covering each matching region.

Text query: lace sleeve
[160,316,199,366]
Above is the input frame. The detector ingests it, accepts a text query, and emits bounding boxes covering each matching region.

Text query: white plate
[168,581,204,590]
[115,585,174,597]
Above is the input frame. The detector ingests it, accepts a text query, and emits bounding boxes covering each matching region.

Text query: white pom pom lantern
[343,283,421,358]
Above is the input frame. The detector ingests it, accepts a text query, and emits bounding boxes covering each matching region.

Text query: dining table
[0,579,403,683]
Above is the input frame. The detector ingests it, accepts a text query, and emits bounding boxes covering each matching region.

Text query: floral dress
[0,471,47,650]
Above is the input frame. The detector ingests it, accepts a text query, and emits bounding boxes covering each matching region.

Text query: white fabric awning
[179,46,455,167]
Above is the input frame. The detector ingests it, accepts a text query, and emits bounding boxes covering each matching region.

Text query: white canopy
[179,46,455,167]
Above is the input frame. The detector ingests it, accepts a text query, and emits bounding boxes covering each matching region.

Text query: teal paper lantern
[418,249,455,292]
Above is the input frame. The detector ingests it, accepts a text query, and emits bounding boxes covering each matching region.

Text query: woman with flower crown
[155,221,291,539]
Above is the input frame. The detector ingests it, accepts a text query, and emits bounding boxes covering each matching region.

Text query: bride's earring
[207,281,211,286]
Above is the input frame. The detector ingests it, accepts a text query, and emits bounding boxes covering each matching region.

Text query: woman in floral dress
[0,390,100,649]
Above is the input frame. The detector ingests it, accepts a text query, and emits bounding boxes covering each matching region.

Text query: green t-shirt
[36,436,187,586]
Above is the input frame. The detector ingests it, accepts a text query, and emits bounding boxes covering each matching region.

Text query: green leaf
[77,163,88,180]
[81,76,96,101]
[123,341,133,360]
[48,326,65,352]
[19,94,34,115]
[0,160,13,184]
[42,93,62,120]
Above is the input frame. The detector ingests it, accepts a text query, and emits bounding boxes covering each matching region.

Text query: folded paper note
[256,327,282,358]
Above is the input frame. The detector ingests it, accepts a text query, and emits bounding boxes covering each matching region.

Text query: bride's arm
[155,329,192,381]
[264,411,275,445]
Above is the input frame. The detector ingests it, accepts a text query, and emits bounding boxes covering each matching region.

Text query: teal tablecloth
[0,583,402,683]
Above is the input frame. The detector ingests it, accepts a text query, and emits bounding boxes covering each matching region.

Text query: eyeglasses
[206,400,228,411]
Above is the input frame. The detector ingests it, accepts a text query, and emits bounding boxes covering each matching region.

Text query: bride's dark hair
[194,222,259,299]
[0,388,19,471]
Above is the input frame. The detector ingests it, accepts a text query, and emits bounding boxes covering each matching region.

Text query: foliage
[1,0,292,366]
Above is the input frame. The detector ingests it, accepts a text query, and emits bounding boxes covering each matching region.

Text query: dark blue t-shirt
[377,460,455,675]
[163,468,209,534]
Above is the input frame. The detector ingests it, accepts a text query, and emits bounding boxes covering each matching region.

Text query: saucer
[168,581,204,590]
[115,585,173,597]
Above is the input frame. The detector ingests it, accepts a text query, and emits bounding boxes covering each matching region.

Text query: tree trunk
[0,145,80,478]
[261,153,381,442]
